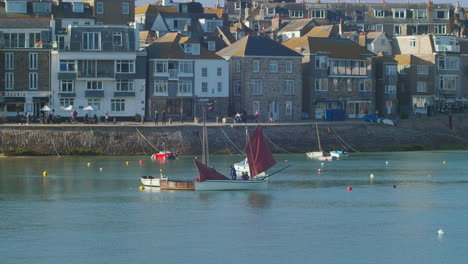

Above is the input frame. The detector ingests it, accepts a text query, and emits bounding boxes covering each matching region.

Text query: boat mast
[316,123,322,152]
[201,105,209,165]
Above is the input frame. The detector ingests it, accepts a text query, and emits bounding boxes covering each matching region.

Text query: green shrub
[3,147,35,156]
[65,148,103,155]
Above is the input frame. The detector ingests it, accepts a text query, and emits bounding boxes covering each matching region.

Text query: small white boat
[306,151,327,159]
[329,150,348,158]
[140,174,168,187]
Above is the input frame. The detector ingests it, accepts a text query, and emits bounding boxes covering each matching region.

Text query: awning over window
[33,97,49,102]
[5,97,25,103]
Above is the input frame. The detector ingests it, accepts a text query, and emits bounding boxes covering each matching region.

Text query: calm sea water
[1,151,468,264]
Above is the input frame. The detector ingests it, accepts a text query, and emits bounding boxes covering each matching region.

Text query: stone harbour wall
[0,115,467,155]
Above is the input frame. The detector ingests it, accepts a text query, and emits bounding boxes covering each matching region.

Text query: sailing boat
[306,123,333,161]
[194,125,276,191]
[233,127,267,178]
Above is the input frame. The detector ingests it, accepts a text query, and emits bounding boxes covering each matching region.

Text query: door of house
[268,101,279,121]
[348,103,358,119]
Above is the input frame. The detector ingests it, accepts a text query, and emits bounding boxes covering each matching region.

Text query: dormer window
[393,9,406,19]
[73,3,84,13]
[310,10,325,19]
[6,1,27,14]
[413,9,427,19]
[434,10,449,19]
[267,7,276,16]
[234,2,241,10]
[184,44,200,55]
[82,32,101,51]
[374,9,384,18]
[207,41,216,51]
[290,10,303,18]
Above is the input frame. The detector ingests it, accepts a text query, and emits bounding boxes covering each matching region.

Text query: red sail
[194,160,230,181]
[245,126,276,177]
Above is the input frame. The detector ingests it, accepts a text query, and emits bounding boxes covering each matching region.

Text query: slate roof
[204,7,224,19]
[304,25,340,38]
[375,54,397,63]
[216,35,302,57]
[135,4,177,15]
[283,36,373,59]
[146,32,223,60]
[159,12,219,20]
[278,18,317,33]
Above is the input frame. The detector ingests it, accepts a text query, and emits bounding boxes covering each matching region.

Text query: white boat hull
[140,176,168,187]
[306,151,325,158]
[194,179,267,191]
[330,151,348,158]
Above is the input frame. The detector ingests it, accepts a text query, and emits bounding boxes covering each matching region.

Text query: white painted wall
[50,51,145,118]
[194,59,229,98]
[368,34,392,55]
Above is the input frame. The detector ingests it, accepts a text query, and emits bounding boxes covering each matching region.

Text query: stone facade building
[283,37,375,120]
[217,35,302,121]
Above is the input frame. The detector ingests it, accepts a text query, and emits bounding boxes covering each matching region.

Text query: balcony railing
[169,69,178,80]
[435,45,460,53]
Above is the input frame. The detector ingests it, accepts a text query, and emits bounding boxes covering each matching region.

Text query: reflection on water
[1,152,468,264]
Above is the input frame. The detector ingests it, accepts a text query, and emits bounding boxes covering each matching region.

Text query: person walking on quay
[268,110,273,123]
[162,110,167,125]
[105,111,109,124]
[154,110,159,125]
[255,110,259,123]
[26,112,30,125]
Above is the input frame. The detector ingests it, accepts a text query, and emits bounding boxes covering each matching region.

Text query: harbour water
[1,151,468,264]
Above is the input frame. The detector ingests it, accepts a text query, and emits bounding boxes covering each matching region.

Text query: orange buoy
[347,186,352,191]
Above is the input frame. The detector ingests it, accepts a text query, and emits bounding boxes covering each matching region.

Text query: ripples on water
[1,151,468,264]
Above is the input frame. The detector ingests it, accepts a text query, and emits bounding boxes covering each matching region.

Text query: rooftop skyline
[135,0,468,8]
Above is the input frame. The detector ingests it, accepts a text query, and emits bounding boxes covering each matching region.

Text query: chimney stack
[358,32,367,47]
[271,15,281,32]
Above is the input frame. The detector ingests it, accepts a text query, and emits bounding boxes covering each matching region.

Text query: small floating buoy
[99,168,103,172]
[139,186,145,190]
[393,185,397,188]
[385,161,389,165]
[125,161,130,166]
[437,229,445,235]
[443,161,446,164]
[139,160,144,165]
[160,169,163,173]
[321,162,324,167]
[317,168,323,173]
[87,162,91,167]
[347,186,352,191]
[42,171,48,176]
[285,160,288,162]
[370,173,375,179]
[194,156,198,160]
[325,158,328,161]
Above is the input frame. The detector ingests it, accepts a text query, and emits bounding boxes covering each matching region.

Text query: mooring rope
[330,127,360,153]
[135,128,160,152]
[264,134,293,154]
[50,133,61,157]
[219,127,245,155]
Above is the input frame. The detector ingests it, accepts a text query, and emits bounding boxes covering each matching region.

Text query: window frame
[29,72,38,90]
[5,52,14,70]
[116,79,134,92]
[29,52,38,70]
